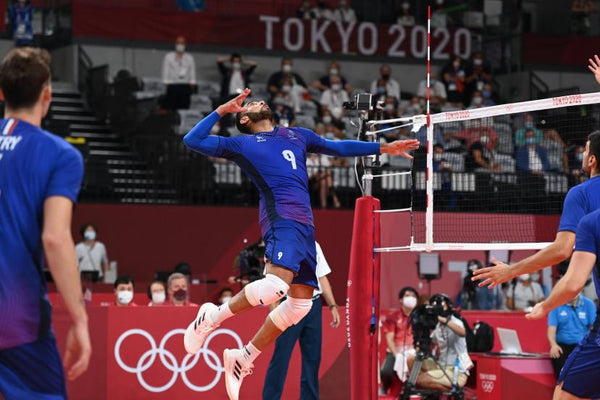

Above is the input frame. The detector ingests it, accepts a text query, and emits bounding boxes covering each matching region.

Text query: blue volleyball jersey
[184,111,379,233]
[559,176,600,233]
[574,209,600,301]
[0,118,83,349]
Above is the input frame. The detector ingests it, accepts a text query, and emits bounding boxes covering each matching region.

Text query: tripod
[400,349,465,400]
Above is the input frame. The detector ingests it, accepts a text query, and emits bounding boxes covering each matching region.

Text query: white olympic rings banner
[114,328,243,393]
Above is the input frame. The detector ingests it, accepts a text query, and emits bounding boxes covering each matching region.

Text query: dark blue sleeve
[46,144,84,203]
[295,127,380,157]
[559,186,587,233]
[183,111,233,157]
[574,211,599,254]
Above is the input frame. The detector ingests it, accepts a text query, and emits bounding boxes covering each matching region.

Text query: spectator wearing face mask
[468,90,485,109]
[218,288,234,305]
[320,75,349,124]
[516,129,552,174]
[514,113,543,147]
[507,273,545,310]
[75,223,109,282]
[162,35,196,110]
[113,276,137,307]
[465,133,501,172]
[396,1,416,26]
[333,0,357,22]
[466,259,504,310]
[379,286,419,396]
[441,56,466,107]
[547,290,596,378]
[166,272,199,307]
[270,92,296,128]
[417,70,447,105]
[267,57,308,113]
[216,53,258,102]
[147,280,167,306]
[370,65,401,100]
[480,83,496,107]
[464,52,493,105]
[568,144,587,185]
[312,61,352,94]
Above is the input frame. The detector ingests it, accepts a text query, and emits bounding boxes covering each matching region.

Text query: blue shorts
[0,334,67,400]
[263,219,318,288]
[558,332,600,398]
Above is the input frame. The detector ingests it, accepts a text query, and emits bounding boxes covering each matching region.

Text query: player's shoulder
[288,126,316,136]
[579,208,600,228]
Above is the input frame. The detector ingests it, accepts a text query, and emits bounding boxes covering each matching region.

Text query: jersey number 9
[282,150,297,170]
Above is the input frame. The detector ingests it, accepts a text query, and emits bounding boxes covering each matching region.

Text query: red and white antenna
[426,4,431,125]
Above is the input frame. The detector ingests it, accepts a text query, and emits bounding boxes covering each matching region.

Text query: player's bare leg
[554,382,589,400]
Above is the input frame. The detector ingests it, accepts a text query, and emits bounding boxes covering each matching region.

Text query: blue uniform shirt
[184,111,380,233]
[0,119,83,349]
[575,209,600,301]
[559,176,600,233]
[548,295,596,345]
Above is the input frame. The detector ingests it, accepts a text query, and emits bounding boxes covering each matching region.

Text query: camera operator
[407,294,472,391]
[229,238,266,287]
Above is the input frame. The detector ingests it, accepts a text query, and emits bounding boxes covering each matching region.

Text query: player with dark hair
[474,131,600,287]
[182,88,419,400]
[527,208,600,399]
[0,47,90,399]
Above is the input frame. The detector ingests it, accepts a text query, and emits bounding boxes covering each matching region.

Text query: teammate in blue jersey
[182,88,419,400]
[526,208,600,399]
[473,131,600,288]
[0,48,91,399]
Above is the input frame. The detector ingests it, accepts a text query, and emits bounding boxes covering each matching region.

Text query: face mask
[474,58,483,66]
[175,44,185,53]
[403,296,417,310]
[479,135,490,144]
[531,273,540,281]
[152,292,166,304]
[472,96,482,106]
[232,62,241,71]
[468,263,478,272]
[282,64,293,73]
[525,121,534,129]
[210,125,220,134]
[402,2,410,10]
[273,97,286,105]
[84,231,96,241]
[173,289,187,301]
[377,86,386,94]
[282,85,292,93]
[519,274,530,281]
[323,115,332,124]
[329,68,339,76]
[221,296,232,304]
[325,132,336,140]
[525,137,536,145]
[483,90,491,98]
[381,73,391,80]
[433,153,443,162]
[117,290,133,305]
[384,104,394,112]
[577,152,584,161]
[331,84,342,92]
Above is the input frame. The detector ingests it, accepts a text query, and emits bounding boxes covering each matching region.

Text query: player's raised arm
[588,54,600,85]
[183,88,251,155]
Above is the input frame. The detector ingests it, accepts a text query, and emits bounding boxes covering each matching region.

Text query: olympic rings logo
[114,328,243,393]
[481,380,495,393]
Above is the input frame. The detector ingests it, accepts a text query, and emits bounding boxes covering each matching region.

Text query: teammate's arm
[526,250,596,319]
[42,196,91,380]
[183,88,250,156]
[473,231,575,289]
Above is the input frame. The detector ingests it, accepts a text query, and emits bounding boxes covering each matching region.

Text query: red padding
[346,196,381,400]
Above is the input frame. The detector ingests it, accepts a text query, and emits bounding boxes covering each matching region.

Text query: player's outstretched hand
[63,320,92,380]
[525,301,548,320]
[381,139,420,158]
[471,257,513,289]
[588,55,600,85]
[216,88,251,116]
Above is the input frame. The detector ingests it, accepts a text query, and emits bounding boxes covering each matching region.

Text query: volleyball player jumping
[182,88,419,400]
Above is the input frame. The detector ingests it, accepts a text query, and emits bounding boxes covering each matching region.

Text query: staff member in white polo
[262,242,340,400]
[75,223,108,282]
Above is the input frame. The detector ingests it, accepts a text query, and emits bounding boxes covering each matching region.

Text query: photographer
[407,294,472,391]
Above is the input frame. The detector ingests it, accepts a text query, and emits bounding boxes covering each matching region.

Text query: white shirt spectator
[320,88,349,119]
[333,7,357,23]
[75,241,108,276]
[229,71,245,96]
[311,7,335,20]
[509,281,545,310]
[528,147,543,172]
[314,242,331,296]
[417,79,447,101]
[370,79,401,100]
[162,51,196,85]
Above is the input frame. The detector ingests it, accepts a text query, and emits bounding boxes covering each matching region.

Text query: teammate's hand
[471,257,513,288]
[525,301,548,320]
[549,344,563,359]
[216,88,251,116]
[63,319,92,380]
[330,307,340,328]
[380,139,420,158]
[589,54,600,85]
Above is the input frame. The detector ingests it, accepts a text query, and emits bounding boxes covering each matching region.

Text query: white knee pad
[268,297,312,331]
[244,274,289,306]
